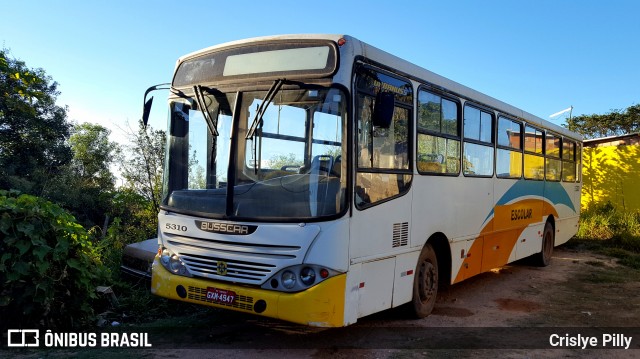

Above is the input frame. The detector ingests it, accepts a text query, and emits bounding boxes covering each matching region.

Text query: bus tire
[412,243,438,318]
[535,221,554,267]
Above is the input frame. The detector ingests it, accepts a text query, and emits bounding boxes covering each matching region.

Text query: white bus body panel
[349,185,414,318]
[356,257,395,317]
[304,216,350,272]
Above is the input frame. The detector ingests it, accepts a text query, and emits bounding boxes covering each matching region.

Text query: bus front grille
[187,286,254,311]
[180,253,276,282]
[164,233,304,285]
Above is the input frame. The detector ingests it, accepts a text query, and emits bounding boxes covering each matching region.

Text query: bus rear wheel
[412,243,438,318]
[535,221,554,267]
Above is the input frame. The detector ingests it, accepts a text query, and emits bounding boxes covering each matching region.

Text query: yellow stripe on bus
[453,199,559,283]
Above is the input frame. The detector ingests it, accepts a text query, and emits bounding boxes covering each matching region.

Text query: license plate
[206,287,236,304]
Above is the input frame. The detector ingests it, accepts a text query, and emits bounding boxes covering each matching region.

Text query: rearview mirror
[142,96,154,128]
[372,91,395,128]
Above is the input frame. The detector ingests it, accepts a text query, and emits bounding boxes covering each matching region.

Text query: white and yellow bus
[144,34,582,327]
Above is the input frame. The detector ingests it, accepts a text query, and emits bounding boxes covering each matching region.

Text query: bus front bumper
[150,257,346,327]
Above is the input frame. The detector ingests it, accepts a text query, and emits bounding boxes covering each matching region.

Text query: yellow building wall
[582,144,640,211]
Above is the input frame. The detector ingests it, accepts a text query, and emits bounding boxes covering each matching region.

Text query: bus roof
[177,34,582,141]
[175,34,345,64]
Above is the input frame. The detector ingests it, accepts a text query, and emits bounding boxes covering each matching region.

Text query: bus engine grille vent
[392,222,409,247]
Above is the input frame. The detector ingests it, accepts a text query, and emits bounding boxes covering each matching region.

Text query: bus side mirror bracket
[372,91,395,129]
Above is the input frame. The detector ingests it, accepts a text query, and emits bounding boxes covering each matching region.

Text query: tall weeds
[574,202,640,268]
[577,202,640,251]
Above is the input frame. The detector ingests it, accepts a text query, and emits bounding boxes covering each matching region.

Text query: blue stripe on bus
[483,180,576,224]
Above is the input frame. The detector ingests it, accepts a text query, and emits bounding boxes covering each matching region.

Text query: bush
[97,188,159,273]
[0,190,108,329]
[578,202,640,247]
[571,202,640,270]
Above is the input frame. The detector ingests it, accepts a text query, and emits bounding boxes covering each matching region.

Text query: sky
[1,0,639,145]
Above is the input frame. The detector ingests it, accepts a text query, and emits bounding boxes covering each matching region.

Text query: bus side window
[496,116,523,179]
[354,64,413,208]
[524,125,544,180]
[463,105,494,177]
[416,89,461,175]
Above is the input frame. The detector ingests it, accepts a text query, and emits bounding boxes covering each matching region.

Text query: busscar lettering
[200,222,249,234]
[195,220,257,235]
[511,208,533,221]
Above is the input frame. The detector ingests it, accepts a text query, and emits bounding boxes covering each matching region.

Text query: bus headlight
[160,249,171,266]
[281,270,296,289]
[263,264,340,292]
[300,267,316,286]
[169,255,182,272]
[158,246,192,277]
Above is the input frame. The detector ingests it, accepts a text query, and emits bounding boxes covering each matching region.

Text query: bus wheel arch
[411,233,451,318]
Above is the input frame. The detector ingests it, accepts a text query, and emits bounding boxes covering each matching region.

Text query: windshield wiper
[193,85,219,136]
[245,79,285,139]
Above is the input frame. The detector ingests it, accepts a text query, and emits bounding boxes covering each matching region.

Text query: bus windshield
[162,86,348,221]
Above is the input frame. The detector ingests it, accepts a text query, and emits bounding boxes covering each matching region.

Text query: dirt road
[6,246,640,358]
[131,246,638,358]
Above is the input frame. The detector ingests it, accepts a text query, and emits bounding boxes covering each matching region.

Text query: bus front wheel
[412,243,438,318]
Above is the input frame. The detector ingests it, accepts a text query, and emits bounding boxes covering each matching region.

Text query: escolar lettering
[511,208,533,221]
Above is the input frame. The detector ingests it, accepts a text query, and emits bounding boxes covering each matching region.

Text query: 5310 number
[165,223,187,231]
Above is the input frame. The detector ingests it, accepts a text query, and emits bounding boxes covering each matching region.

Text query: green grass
[567,202,640,269]
[581,268,631,284]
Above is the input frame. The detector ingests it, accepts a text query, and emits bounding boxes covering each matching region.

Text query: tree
[565,104,640,139]
[108,121,166,243]
[68,122,119,189]
[268,153,303,170]
[45,122,120,228]
[0,49,72,194]
[119,121,166,214]
[188,150,206,189]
